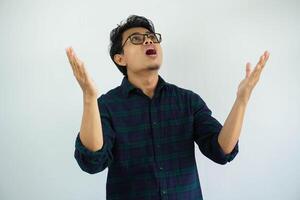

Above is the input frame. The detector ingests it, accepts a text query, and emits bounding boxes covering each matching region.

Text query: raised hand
[237,51,270,104]
[66,47,99,98]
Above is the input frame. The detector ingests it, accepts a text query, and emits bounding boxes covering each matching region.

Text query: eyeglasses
[121,32,162,49]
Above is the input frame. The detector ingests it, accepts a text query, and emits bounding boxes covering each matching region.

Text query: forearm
[218,97,247,154]
[217,51,269,154]
[79,95,104,152]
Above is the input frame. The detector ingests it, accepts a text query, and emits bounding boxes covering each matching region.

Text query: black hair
[109,15,156,77]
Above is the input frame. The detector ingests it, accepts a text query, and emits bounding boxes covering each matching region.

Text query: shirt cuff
[212,133,239,163]
[75,132,106,158]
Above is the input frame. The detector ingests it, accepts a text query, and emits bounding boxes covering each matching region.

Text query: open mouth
[145,49,157,56]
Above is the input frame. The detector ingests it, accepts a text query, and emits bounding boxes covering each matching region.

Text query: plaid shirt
[74,75,239,200]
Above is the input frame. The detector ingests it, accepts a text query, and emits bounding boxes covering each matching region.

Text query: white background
[0,0,299,199]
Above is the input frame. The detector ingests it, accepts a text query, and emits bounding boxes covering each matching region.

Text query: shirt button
[153,121,157,125]
[162,190,167,195]
[159,166,164,170]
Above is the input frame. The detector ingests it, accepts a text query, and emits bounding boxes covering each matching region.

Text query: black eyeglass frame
[121,32,162,49]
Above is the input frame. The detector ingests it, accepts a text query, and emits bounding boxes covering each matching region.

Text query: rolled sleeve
[211,133,239,164]
[192,92,239,165]
[74,95,115,174]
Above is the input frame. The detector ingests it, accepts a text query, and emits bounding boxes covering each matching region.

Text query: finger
[257,54,265,69]
[263,50,270,64]
[258,50,270,71]
[69,48,80,75]
[248,51,270,85]
[66,47,77,73]
[67,47,90,81]
[257,50,270,75]
[72,53,82,77]
[66,47,75,65]
[246,62,251,78]
[71,49,87,77]
[250,55,265,82]
[72,49,82,66]
[66,47,72,61]
[259,50,270,69]
[253,52,266,74]
[264,50,270,59]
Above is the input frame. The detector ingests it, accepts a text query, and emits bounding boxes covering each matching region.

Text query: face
[114,27,163,76]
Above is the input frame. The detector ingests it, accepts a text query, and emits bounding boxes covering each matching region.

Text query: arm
[66,47,103,151]
[193,94,239,165]
[218,51,270,154]
[80,95,104,152]
[217,98,247,154]
[74,97,115,174]
[66,47,114,173]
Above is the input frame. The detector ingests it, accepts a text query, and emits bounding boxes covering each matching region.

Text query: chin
[147,64,160,71]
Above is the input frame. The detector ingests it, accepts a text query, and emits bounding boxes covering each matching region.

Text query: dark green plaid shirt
[74,75,239,200]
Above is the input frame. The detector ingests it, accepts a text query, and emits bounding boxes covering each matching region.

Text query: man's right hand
[66,47,99,98]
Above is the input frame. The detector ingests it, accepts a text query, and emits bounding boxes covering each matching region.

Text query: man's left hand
[237,51,270,105]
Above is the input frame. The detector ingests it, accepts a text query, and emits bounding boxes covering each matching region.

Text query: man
[66,15,269,200]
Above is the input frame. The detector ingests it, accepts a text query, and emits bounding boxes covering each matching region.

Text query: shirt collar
[121,74,168,98]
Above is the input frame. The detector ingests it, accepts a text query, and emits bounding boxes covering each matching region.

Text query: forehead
[122,27,151,41]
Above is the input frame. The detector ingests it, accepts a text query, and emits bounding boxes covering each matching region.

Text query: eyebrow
[130,31,152,35]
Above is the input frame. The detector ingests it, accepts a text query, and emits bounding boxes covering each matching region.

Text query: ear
[114,54,127,66]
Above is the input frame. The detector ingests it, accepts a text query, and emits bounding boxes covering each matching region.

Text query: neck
[127,71,159,98]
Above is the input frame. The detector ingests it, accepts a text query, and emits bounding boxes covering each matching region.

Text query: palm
[237,51,270,103]
[66,47,99,98]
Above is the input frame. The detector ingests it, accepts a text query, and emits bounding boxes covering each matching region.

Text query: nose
[143,36,154,45]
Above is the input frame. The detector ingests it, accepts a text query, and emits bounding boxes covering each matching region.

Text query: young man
[66,15,269,200]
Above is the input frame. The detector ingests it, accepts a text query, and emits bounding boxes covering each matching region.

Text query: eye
[148,34,157,41]
[131,35,143,43]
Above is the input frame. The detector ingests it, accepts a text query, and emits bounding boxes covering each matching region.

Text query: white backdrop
[0,0,299,199]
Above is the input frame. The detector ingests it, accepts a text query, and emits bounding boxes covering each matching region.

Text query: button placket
[150,98,167,199]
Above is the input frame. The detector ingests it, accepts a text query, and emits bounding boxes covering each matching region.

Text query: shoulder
[165,82,204,102]
[164,83,207,113]
[97,85,123,105]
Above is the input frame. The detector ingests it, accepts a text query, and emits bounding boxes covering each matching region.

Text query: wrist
[235,96,248,107]
[83,93,98,104]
